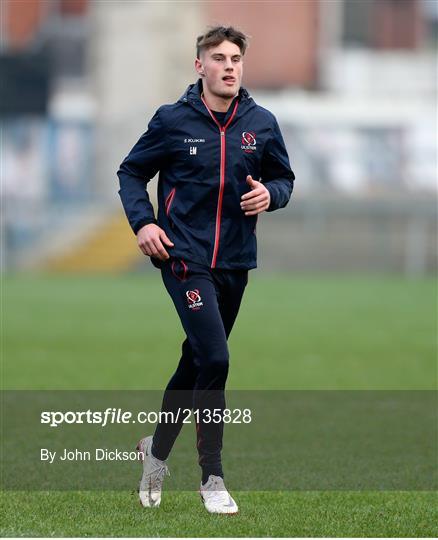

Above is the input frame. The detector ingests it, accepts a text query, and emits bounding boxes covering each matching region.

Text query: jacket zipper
[165,187,176,216]
[201,96,239,268]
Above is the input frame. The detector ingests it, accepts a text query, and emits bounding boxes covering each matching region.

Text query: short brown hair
[196,26,249,58]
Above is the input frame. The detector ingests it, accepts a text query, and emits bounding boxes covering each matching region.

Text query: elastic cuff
[133,217,157,234]
[201,465,224,484]
[265,184,277,212]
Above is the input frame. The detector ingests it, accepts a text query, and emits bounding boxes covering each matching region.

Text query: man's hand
[137,223,174,260]
[240,175,271,216]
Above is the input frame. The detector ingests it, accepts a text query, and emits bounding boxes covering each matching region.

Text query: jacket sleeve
[261,117,295,212]
[117,109,167,234]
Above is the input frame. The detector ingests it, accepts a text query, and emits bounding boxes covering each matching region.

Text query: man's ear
[195,58,205,77]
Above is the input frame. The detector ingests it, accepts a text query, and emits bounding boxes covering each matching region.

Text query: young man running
[118,26,295,514]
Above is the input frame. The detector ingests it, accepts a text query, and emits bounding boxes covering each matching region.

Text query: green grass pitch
[1,273,437,537]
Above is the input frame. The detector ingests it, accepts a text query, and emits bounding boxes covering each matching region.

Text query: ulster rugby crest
[186,289,203,310]
[241,131,257,153]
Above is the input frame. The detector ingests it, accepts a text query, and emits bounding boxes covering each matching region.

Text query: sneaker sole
[199,492,239,515]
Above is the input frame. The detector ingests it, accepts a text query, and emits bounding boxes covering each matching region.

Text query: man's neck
[201,86,237,113]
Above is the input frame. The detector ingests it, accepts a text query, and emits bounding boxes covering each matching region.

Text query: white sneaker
[200,475,239,514]
[136,436,169,508]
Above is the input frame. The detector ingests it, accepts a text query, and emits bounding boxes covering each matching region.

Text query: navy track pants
[151,257,248,480]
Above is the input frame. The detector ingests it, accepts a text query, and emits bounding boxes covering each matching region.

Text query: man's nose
[224,58,233,70]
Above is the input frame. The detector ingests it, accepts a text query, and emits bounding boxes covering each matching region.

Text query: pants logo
[186,289,203,310]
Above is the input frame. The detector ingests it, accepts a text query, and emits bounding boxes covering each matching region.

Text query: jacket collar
[180,78,251,102]
[179,79,254,124]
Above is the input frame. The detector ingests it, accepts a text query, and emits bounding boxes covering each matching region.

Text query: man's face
[196,40,243,99]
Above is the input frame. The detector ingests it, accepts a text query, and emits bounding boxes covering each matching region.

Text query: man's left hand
[240,175,271,216]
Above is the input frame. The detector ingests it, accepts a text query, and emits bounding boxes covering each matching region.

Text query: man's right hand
[137,223,174,260]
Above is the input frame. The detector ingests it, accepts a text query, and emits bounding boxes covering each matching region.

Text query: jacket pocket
[170,258,189,282]
[165,187,176,217]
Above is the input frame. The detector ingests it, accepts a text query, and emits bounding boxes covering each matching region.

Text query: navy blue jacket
[118,79,295,270]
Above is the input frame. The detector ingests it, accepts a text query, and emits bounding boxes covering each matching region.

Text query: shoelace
[137,462,170,495]
[149,463,170,491]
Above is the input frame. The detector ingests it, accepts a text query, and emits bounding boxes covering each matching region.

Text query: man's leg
[151,259,228,467]
[151,338,198,460]
[195,268,248,482]
[151,259,248,482]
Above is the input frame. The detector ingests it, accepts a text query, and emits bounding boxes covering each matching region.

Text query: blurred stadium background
[2,0,436,275]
